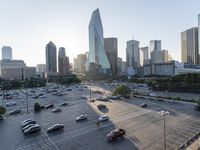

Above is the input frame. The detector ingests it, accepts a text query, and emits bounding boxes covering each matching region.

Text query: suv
[107,129,126,142]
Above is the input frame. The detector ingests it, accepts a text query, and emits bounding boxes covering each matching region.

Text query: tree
[0,106,6,115]
[34,102,41,112]
[113,85,131,98]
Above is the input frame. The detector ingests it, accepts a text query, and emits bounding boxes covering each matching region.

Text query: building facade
[104,38,118,75]
[58,47,70,74]
[86,9,111,75]
[36,64,46,78]
[2,46,12,60]
[46,41,57,74]
[150,40,163,63]
[126,40,140,69]
[181,27,199,65]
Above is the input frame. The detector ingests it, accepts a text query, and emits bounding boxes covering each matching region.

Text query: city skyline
[0,0,200,66]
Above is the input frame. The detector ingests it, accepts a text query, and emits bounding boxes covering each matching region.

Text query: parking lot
[0,82,200,150]
[0,84,136,150]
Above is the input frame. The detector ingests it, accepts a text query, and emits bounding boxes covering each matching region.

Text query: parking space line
[41,128,60,150]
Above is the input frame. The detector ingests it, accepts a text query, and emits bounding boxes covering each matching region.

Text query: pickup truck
[107,128,126,142]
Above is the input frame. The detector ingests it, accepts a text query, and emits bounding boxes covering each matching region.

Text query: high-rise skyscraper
[46,41,57,74]
[104,38,118,75]
[181,27,199,65]
[58,47,70,74]
[140,46,149,65]
[150,40,163,63]
[126,40,140,69]
[86,8,111,74]
[2,46,12,60]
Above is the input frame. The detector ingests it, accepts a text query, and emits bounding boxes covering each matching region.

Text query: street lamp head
[160,110,169,116]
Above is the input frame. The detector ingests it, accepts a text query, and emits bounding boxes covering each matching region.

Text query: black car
[47,124,64,133]
[97,104,106,109]
[195,105,200,111]
[0,115,3,120]
[9,109,21,115]
[45,104,54,109]
[140,103,147,108]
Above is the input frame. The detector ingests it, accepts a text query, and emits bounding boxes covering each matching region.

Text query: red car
[107,128,126,142]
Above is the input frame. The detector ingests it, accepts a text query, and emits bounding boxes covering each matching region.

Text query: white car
[98,115,109,122]
[52,108,62,113]
[6,101,17,106]
[76,115,87,121]
[21,118,34,126]
[150,93,156,96]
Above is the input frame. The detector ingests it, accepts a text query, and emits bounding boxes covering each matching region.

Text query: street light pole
[160,110,169,150]
[26,80,28,114]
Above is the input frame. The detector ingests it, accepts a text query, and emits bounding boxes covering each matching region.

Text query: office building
[46,41,57,74]
[181,27,199,65]
[75,54,87,73]
[36,64,46,78]
[86,8,111,75]
[126,40,140,69]
[2,46,12,60]
[58,47,70,74]
[140,46,149,66]
[104,38,118,75]
[150,40,163,63]
[0,59,36,80]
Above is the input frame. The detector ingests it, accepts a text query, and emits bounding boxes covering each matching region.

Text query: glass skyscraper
[87,8,111,74]
[46,41,57,73]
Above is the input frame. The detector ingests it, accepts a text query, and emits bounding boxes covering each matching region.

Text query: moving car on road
[47,124,64,133]
[24,124,41,135]
[98,115,109,122]
[140,103,147,108]
[107,129,126,142]
[76,115,87,121]
[97,104,106,109]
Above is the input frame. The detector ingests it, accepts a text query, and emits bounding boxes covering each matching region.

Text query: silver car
[24,124,41,135]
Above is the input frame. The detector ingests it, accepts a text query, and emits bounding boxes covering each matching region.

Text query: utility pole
[160,110,169,150]
[26,80,28,114]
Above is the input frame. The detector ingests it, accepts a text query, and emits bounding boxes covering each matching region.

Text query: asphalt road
[90,83,200,150]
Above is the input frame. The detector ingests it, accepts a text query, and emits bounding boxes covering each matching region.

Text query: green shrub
[113,85,131,98]
[34,102,41,112]
[175,96,181,101]
[0,106,6,114]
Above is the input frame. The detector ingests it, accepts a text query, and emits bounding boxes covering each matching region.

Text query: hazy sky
[0,0,200,66]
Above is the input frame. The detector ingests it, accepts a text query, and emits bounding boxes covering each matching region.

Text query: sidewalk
[186,137,200,150]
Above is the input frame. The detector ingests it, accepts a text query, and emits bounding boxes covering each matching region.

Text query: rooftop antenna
[132,34,134,40]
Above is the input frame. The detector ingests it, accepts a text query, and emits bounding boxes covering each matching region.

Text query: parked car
[60,102,68,106]
[22,123,35,131]
[108,96,120,100]
[6,101,17,106]
[47,124,64,133]
[97,104,106,109]
[21,118,34,126]
[9,109,21,115]
[107,129,126,142]
[40,105,45,109]
[52,108,61,113]
[76,115,87,121]
[45,104,54,109]
[0,115,3,120]
[24,124,41,135]
[98,115,109,122]
[140,103,147,108]
[21,120,36,128]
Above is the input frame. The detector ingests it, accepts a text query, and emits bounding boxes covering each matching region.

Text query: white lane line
[41,128,60,150]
